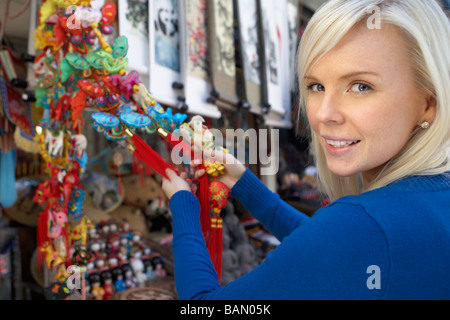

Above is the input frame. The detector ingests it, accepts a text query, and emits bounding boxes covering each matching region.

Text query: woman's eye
[350,83,372,93]
[307,84,325,92]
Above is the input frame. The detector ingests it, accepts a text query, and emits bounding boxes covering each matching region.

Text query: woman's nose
[315,92,345,125]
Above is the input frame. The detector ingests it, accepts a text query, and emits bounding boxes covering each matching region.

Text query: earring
[421,121,430,129]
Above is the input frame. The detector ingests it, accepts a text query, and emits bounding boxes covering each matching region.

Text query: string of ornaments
[32,0,231,299]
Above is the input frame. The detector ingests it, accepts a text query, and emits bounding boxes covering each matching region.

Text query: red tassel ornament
[208,180,231,282]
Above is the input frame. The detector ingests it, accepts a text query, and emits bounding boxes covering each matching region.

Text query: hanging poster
[178,0,221,119]
[207,0,239,110]
[118,0,150,81]
[149,0,182,107]
[236,0,263,115]
[259,0,292,128]
[287,0,300,93]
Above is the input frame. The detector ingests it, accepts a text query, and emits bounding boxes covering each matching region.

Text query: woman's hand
[161,149,246,200]
[161,169,192,200]
[196,148,246,190]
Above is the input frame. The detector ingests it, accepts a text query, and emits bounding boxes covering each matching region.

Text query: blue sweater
[169,169,450,300]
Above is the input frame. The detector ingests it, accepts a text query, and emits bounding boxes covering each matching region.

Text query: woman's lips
[325,139,360,147]
[323,137,361,156]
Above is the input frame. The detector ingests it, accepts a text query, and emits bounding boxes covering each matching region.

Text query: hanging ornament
[32,0,231,287]
[113,151,123,195]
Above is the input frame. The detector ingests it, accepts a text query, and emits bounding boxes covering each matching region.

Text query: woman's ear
[421,93,437,125]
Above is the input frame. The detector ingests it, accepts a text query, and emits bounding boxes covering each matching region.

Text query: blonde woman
[163,0,450,299]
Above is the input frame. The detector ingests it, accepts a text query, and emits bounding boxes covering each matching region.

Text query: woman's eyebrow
[338,71,380,80]
[304,71,380,82]
[304,75,319,82]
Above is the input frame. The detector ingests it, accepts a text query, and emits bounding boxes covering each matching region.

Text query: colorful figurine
[121,262,138,289]
[88,272,105,300]
[100,269,116,300]
[130,256,147,287]
[143,257,157,281]
[111,265,127,293]
[152,256,167,278]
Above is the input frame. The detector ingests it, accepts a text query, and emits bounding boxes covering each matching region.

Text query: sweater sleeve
[169,191,222,299]
[170,191,390,300]
[230,168,310,240]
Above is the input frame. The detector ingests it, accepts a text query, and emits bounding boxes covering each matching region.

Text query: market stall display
[30,0,232,297]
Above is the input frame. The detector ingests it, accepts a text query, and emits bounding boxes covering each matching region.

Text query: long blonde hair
[297,0,450,201]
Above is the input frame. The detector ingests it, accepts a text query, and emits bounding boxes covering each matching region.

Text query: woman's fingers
[165,168,178,179]
[194,168,206,179]
[162,168,193,200]
[189,148,230,166]
[209,149,240,166]
[180,171,189,179]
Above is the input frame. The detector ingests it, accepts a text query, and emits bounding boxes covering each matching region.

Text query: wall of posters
[119,0,301,125]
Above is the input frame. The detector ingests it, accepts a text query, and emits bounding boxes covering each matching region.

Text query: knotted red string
[128,133,176,179]
[127,131,221,281]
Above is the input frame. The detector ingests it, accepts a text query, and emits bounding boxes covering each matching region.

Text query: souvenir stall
[0,0,326,300]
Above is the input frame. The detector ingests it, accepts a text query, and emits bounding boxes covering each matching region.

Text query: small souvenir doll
[100,269,116,300]
[88,236,104,260]
[107,232,121,256]
[119,232,131,253]
[121,262,139,288]
[110,260,127,293]
[142,256,157,281]
[152,256,167,278]
[117,246,128,262]
[130,252,147,287]
[141,247,156,281]
[88,272,105,300]
[99,221,111,240]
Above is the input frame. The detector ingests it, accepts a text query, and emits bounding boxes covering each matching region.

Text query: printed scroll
[259,0,292,128]
[118,0,150,79]
[207,0,239,110]
[149,0,182,107]
[236,0,263,115]
[178,0,221,119]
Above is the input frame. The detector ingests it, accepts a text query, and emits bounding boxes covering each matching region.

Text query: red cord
[128,130,222,281]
